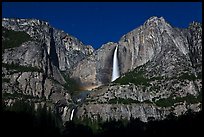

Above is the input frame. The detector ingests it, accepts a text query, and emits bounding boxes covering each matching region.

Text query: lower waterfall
[70,109,75,121]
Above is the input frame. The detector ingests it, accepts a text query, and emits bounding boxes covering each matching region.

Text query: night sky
[2,2,202,49]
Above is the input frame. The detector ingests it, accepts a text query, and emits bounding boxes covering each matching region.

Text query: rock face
[187,22,202,76]
[2,16,202,123]
[2,18,94,114]
[75,78,201,122]
[73,16,202,122]
[71,17,201,86]
[118,17,190,74]
[71,42,118,87]
[2,18,94,71]
[76,103,168,122]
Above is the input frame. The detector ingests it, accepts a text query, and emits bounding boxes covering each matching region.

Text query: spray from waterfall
[70,109,75,121]
[111,45,120,82]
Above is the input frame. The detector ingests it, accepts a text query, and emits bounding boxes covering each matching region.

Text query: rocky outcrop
[75,101,201,122]
[2,16,202,124]
[71,16,201,87]
[76,103,168,122]
[71,42,118,87]
[74,76,201,122]
[187,22,202,76]
[2,18,94,71]
[118,16,192,75]
[2,40,67,100]
[84,79,201,104]
[2,18,94,115]
[72,16,202,122]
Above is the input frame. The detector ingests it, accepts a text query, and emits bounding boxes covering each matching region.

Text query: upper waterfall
[111,45,120,82]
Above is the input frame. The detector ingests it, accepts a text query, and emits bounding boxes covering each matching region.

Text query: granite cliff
[2,16,202,124]
[2,18,93,113]
[72,17,202,122]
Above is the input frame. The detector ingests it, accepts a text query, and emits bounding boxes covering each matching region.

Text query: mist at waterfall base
[69,46,120,121]
[111,45,120,82]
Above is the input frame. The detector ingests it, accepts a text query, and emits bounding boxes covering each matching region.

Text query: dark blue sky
[2,2,202,49]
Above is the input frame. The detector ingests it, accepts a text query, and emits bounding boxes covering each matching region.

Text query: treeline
[62,110,202,137]
[2,27,32,50]
[2,100,61,136]
[2,100,202,137]
[2,62,43,73]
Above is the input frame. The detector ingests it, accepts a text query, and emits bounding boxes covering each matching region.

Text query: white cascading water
[111,45,120,82]
[70,109,75,121]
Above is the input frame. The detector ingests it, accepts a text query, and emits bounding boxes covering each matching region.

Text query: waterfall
[111,45,120,82]
[70,109,75,121]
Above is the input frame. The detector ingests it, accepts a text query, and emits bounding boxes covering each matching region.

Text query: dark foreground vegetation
[2,100,62,136]
[2,100,202,137]
[63,110,202,137]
